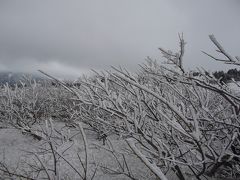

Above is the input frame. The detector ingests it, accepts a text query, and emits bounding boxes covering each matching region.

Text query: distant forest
[212,68,240,82]
[192,68,240,83]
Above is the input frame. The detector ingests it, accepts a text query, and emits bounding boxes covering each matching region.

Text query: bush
[0,34,239,180]
[72,34,240,179]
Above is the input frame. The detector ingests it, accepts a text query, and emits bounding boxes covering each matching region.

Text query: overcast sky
[0,0,239,78]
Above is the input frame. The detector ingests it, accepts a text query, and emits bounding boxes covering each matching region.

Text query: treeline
[213,68,240,83]
[192,68,240,83]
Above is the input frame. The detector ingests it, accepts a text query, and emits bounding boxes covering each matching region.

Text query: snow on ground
[0,123,158,180]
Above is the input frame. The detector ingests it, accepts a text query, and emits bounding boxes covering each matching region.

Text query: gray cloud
[0,0,239,77]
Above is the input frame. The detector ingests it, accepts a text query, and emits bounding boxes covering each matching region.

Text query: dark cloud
[0,0,239,77]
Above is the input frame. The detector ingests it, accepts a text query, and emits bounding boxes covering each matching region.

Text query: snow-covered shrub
[0,77,74,130]
[1,34,239,180]
[71,35,240,179]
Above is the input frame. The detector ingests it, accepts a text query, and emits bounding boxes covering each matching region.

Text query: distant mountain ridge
[0,72,43,86]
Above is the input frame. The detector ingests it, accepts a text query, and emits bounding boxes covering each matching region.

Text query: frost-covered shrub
[72,35,240,179]
[1,35,239,180]
[0,78,74,129]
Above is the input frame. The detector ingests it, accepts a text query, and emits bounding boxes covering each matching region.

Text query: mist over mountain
[0,72,44,86]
